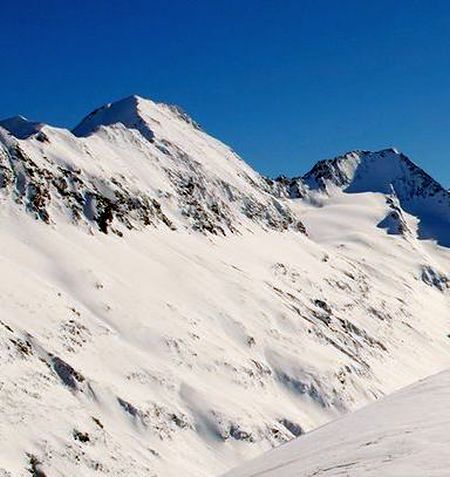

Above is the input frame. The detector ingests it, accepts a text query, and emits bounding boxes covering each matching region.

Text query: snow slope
[0,96,449,477]
[223,370,450,476]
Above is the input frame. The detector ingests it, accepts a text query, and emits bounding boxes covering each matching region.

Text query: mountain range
[0,95,449,477]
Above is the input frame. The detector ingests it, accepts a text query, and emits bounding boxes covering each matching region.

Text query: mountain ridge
[2,95,447,209]
[1,94,449,246]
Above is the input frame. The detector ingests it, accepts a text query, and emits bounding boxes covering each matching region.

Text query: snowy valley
[0,95,450,477]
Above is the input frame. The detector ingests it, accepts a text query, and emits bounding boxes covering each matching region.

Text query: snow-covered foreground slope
[224,370,450,476]
[0,96,450,476]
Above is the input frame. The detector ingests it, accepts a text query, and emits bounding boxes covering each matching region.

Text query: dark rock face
[228,424,254,442]
[270,175,308,199]
[51,356,85,390]
[118,397,140,418]
[421,265,449,292]
[27,454,47,477]
[378,194,412,237]
[303,152,363,190]
[73,429,90,443]
[279,418,304,437]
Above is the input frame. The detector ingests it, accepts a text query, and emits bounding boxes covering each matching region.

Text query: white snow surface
[0,95,449,476]
[223,369,450,476]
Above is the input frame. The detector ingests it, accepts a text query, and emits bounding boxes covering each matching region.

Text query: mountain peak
[302,148,431,195]
[72,94,155,139]
[72,94,201,139]
[299,147,450,245]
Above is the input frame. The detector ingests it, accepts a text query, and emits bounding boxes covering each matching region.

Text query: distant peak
[301,148,446,204]
[0,115,45,139]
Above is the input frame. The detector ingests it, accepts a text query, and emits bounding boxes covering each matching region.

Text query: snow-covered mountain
[224,369,450,477]
[0,95,302,237]
[0,95,450,477]
[278,148,450,245]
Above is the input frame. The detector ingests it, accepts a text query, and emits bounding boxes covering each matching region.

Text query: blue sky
[2,0,450,182]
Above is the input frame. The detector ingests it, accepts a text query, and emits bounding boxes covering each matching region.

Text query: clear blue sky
[2,0,450,182]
